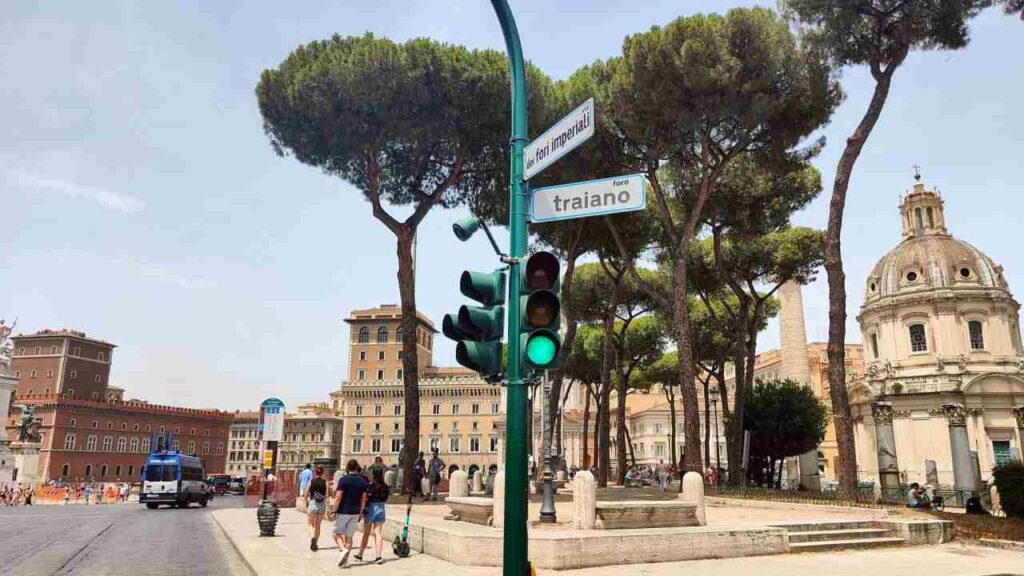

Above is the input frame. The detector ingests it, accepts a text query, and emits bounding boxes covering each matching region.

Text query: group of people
[0,484,34,506]
[299,456,392,568]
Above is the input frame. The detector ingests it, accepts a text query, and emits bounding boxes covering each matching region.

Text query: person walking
[333,459,368,568]
[355,466,389,564]
[413,452,426,498]
[427,450,445,502]
[305,467,328,551]
[656,459,670,492]
[298,463,314,501]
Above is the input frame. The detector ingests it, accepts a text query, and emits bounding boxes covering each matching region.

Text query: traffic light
[519,251,562,372]
[443,269,506,379]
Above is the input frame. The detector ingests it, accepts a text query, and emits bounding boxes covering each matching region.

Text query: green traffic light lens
[526,334,558,367]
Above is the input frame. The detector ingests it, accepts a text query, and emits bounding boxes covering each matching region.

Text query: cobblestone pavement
[0,496,251,576]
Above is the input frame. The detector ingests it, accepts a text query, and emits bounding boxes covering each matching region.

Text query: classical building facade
[6,329,233,482]
[277,402,344,473]
[227,411,261,476]
[851,179,1024,495]
[331,305,504,475]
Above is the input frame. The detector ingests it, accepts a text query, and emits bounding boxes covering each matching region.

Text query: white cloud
[9,170,145,213]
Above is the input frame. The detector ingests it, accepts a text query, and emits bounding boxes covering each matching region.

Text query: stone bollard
[449,470,469,498]
[681,471,706,525]
[486,471,495,496]
[572,470,597,530]
[492,471,506,528]
[421,477,431,498]
[472,470,484,493]
[384,470,396,491]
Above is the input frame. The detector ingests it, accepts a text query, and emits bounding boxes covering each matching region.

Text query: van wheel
[146,503,158,509]
[200,496,209,507]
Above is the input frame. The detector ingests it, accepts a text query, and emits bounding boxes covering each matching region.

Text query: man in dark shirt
[333,459,368,568]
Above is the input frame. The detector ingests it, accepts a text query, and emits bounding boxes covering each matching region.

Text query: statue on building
[0,318,15,369]
[12,403,41,442]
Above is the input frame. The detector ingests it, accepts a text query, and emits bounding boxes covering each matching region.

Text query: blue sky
[2,1,1021,411]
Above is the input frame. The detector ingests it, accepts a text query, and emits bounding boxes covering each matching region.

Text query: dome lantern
[900,180,948,238]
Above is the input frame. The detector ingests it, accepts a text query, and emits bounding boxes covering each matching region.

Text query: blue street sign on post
[531,173,648,223]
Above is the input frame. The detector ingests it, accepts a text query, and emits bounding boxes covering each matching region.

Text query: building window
[870,333,879,358]
[377,326,389,343]
[491,403,500,414]
[378,350,385,361]
[390,438,402,453]
[130,437,139,452]
[359,351,366,361]
[452,404,460,415]
[51,345,58,354]
[61,463,70,478]
[352,438,362,453]
[86,435,97,451]
[489,437,499,452]
[142,437,151,452]
[127,465,134,477]
[73,347,81,355]
[393,422,400,432]
[396,327,404,342]
[472,404,480,415]
[34,346,41,354]
[202,441,210,454]
[432,422,439,432]
[355,423,362,433]
[117,437,127,452]
[100,464,108,477]
[190,428,196,435]
[69,418,76,428]
[70,370,77,379]
[376,369,384,379]
[133,424,139,431]
[374,405,383,416]
[358,327,370,343]
[432,404,441,415]
[470,437,480,453]
[926,207,935,228]
[451,422,459,432]
[993,440,1012,466]
[909,324,928,353]
[102,436,113,451]
[94,374,101,383]
[107,421,113,430]
[357,369,365,380]
[371,438,382,453]
[393,404,401,416]
[355,405,364,416]
[450,437,460,453]
[46,370,53,377]
[115,464,122,477]
[30,370,37,378]
[91,420,98,429]
[64,433,76,450]
[98,351,105,361]
[914,207,923,229]
[472,421,478,431]
[122,423,128,430]
[187,440,196,453]
[374,422,381,433]
[66,389,74,397]
[969,320,985,350]
[396,369,403,379]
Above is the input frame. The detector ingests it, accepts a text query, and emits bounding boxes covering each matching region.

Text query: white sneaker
[338,549,350,568]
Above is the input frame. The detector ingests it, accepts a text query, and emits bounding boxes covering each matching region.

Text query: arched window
[969,320,985,350]
[61,463,70,478]
[914,207,923,229]
[142,437,152,453]
[64,433,76,450]
[115,465,121,477]
[84,464,92,477]
[130,437,139,452]
[396,327,404,342]
[86,435,97,451]
[100,464,108,477]
[117,436,127,452]
[358,327,370,343]
[127,465,134,478]
[102,436,113,451]
[377,326,389,343]
[926,207,935,228]
[909,324,928,353]
[870,333,880,359]
[187,440,196,454]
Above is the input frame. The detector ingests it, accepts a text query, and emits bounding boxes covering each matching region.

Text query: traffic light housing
[519,251,562,372]
[443,269,506,379]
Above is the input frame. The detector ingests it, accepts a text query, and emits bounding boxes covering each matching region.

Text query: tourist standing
[355,466,389,564]
[413,452,426,498]
[333,459,368,568]
[656,459,670,492]
[298,463,314,501]
[427,450,445,502]
[305,467,328,551]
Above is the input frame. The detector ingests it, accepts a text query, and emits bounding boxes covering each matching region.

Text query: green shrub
[993,461,1024,519]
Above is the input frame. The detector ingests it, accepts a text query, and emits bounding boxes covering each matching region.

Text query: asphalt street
[0,495,252,576]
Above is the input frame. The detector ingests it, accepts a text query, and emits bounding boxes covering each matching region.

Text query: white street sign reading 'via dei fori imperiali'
[531,173,648,223]
[524,98,594,181]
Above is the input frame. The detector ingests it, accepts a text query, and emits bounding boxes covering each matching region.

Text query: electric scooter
[392,492,413,558]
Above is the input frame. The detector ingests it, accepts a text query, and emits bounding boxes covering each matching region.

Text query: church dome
[863,180,1008,302]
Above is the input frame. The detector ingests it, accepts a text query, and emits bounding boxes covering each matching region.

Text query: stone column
[871,402,900,499]
[472,470,484,493]
[779,282,821,490]
[944,402,979,506]
[572,470,596,530]
[1013,406,1024,462]
[680,471,706,525]
[448,470,469,498]
[492,471,505,528]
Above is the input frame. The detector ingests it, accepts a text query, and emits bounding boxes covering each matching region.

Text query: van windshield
[145,465,179,482]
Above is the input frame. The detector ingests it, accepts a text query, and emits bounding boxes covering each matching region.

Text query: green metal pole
[490,2,529,575]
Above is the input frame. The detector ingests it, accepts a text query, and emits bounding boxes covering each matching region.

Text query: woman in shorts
[305,467,328,551]
[355,466,389,564]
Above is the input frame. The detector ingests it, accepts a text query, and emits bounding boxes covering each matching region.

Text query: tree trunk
[826,67,897,497]
[396,231,421,494]
[582,383,591,469]
[664,385,679,471]
[597,273,622,487]
[702,377,711,469]
[624,423,637,469]
[671,263,703,474]
[543,248,579,481]
[615,365,629,484]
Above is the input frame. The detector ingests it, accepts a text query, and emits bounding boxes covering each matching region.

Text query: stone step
[788,528,894,543]
[790,537,906,553]
[771,520,878,532]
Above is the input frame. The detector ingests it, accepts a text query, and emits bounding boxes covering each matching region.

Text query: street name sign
[531,173,648,223]
[259,397,285,442]
[524,98,594,180]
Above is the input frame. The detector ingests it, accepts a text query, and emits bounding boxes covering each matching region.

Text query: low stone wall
[446,496,494,526]
[594,500,700,530]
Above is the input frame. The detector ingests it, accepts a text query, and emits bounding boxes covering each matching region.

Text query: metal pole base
[539,474,557,523]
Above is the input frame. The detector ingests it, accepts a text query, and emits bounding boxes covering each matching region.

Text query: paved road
[0,495,252,576]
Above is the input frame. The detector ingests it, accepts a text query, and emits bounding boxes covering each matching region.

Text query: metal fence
[705,483,998,513]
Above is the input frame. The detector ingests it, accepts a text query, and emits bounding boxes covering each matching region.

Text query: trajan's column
[778,282,822,490]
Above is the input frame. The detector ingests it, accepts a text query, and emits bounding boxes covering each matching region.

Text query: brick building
[6,329,233,482]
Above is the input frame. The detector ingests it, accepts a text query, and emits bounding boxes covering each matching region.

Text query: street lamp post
[489,1,530,575]
[709,388,720,473]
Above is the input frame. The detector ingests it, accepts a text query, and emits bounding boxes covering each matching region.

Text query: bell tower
[900,171,948,238]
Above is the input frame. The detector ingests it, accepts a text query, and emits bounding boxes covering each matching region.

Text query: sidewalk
[212,507,1024,576]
